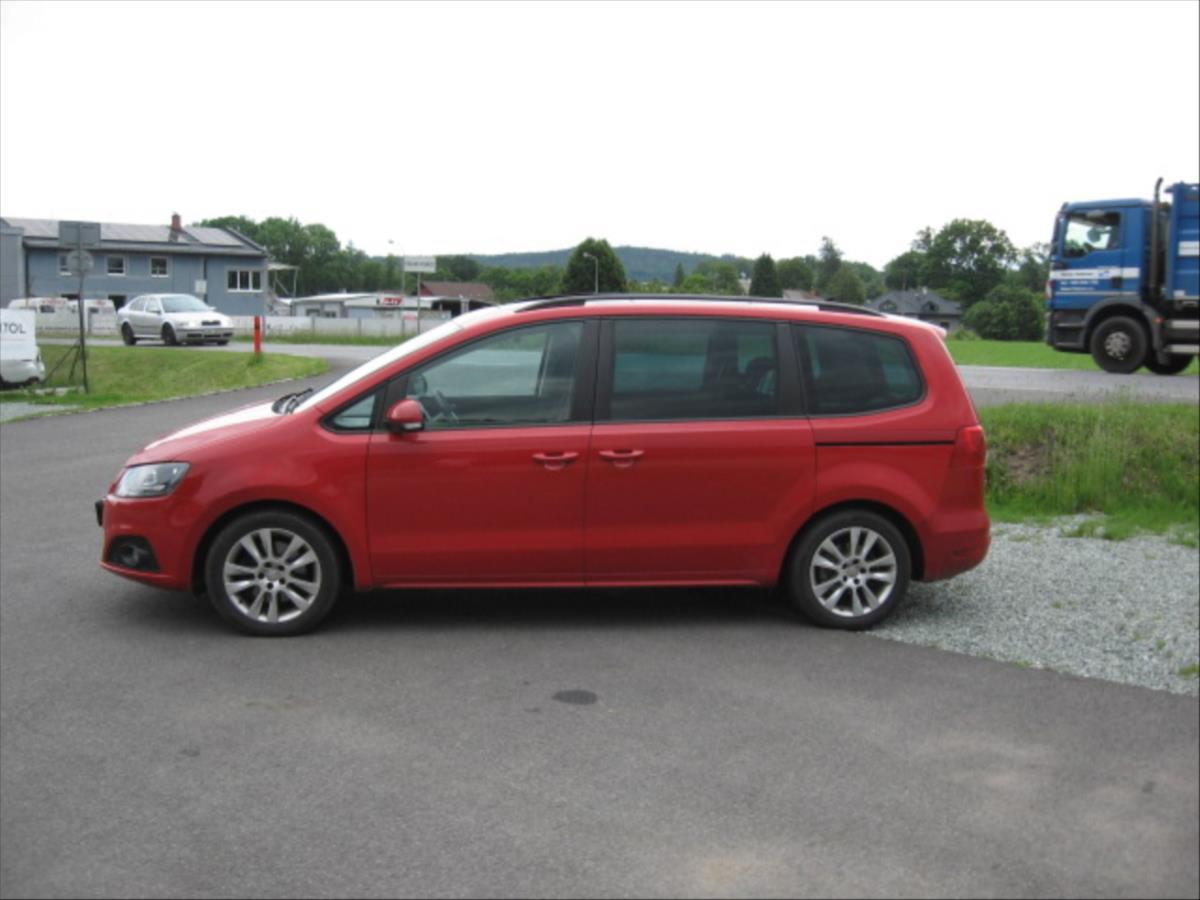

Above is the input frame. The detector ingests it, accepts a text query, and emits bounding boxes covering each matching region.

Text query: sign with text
[404,256,436,273]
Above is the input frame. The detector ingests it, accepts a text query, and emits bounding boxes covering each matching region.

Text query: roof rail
[514,293,886,318]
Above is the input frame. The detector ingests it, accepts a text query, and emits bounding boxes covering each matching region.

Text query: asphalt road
[49,337,1200,406]
[1,383,1197,898]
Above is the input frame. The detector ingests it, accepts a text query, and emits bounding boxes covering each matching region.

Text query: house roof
[417,281,495,302]
[867,289,961,315]
[0,217,266,257]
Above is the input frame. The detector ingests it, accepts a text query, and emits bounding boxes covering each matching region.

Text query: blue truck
[1045,178,1199,374]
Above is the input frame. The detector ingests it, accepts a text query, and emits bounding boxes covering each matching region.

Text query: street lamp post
[582,251,599,294]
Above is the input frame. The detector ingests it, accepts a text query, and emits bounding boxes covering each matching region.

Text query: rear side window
[796,325,922,416]
[607,318,778,421]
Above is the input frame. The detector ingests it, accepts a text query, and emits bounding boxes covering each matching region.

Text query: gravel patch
[870,519,1200,695]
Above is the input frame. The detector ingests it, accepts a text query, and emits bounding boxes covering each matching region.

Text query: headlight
[115,463,190,498]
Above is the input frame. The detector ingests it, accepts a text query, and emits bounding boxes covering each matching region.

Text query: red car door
[366,320,597,586]
[584,317,815,585]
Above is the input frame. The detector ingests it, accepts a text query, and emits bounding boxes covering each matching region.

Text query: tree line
[198,213,1049,340]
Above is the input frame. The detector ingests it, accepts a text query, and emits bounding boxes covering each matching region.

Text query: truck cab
[1046,180,1199,374]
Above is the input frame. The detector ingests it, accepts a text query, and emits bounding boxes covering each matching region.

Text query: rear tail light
[951,425,987,468]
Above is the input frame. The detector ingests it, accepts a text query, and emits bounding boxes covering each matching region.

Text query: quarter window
[405,322,583,429]
[607,318,778,421]
[796,326,922,415]
[107,256,127,276]
[329,390,380,432]
[150,257,169,277]
[227,269,263,292]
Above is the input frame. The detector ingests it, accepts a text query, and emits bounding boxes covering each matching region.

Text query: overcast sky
[2,0,1197,268]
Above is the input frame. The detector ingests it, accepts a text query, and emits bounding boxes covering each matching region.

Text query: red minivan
[97,296,989,635]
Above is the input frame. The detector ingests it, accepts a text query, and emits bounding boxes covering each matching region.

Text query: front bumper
[176,327,234,342]
[96,494,193,590]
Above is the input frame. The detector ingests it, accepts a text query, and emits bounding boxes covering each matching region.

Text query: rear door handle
[532,451,579,471]
[598,448,645,468]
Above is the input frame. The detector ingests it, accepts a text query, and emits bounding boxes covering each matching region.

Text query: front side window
[796,325,923,416]
[405,321,583,429]
[107,256,127,276]
[150,257,169,277]
[1062,211,1120,258]
[607,318,778,421]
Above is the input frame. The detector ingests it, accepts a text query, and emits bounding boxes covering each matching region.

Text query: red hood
[126,401,288,465]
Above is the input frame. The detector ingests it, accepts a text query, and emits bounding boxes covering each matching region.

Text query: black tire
[215,340,230,346]
[1144,354,1193,376]
[1089,316,1148,374]
[204,509,342,636]
[121,323,137,346]
[786,510,911,630]
[162,324,179,346]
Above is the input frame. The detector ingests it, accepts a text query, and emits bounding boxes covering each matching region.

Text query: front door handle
[532,451,579,471]
[598,448,645,468]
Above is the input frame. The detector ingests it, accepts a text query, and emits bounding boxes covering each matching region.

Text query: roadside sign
[66,249,94,277]
[59,221,101,248]
[404,255,436,273]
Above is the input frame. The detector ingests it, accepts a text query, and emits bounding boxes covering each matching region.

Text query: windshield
[295,318,466,412]
[161,295,211,313]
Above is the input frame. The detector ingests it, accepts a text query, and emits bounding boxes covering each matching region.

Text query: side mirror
[386,398,425,433]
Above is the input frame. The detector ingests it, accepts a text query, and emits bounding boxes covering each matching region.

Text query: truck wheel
[1089,316,1147,374]
[1144,354,1193,376]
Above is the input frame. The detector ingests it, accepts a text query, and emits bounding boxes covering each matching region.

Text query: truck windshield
[1063,212,1120,257]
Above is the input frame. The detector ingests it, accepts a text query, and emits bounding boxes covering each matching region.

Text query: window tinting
[608,318,778,421]
[797,326,922,415]
[406,322,583,429]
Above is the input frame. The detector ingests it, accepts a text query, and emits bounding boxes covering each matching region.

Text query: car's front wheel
[204,509,342,636]
[786,510,911,629]
[121,323,137,346]
[162,324,179,346]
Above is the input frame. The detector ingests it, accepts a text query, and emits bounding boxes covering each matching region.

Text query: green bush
[962,284,1044,340]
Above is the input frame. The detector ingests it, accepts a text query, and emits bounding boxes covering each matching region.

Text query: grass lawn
[980,401,1200,545]
[0,345,328,412]
[947,339,1200,374]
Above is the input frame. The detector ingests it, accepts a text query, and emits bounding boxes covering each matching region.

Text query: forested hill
[468,246,751,283]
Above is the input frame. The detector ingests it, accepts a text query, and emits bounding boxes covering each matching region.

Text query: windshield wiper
[283,387,314,414]
[271,392,296,413]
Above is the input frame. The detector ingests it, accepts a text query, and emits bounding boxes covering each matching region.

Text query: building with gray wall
[0,215,269,315]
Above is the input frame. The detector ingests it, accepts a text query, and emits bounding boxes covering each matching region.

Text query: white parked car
[0,309,46,388]
[117,294,234,346]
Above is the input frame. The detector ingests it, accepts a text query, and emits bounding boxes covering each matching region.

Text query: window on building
[107,256,127,276]
[605,318,779,421]
[150,257,169,277]
[58,254,69,275]
[227,269,263,292]
[795,325,923,416]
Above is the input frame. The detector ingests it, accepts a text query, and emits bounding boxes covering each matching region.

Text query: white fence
[31,311,449,340]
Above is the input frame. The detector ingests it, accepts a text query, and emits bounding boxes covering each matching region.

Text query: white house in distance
[283,290,495,320]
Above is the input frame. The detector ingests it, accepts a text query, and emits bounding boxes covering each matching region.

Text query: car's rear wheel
[121,323,137,345]
[1144,354,1193,376]
[787,510,910,629]
[204,510,342,636]
[1089,316,1147,374]
[162,324,179,346]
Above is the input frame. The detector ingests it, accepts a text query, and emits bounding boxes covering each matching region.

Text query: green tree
[749,254,782,297]
[194,215,261,243]
[673,262,686,288]
[962,283,1044,340]
[694,260,743,294]
[777,257,814,291]
[884,250,926,290]
[439,255,483,282]
[845,261,884,299]
[826,266,865,304]
[1012,242,1050,293]
[923,219,1016,305]
[561,238,627,293]
[816,236,843,293]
